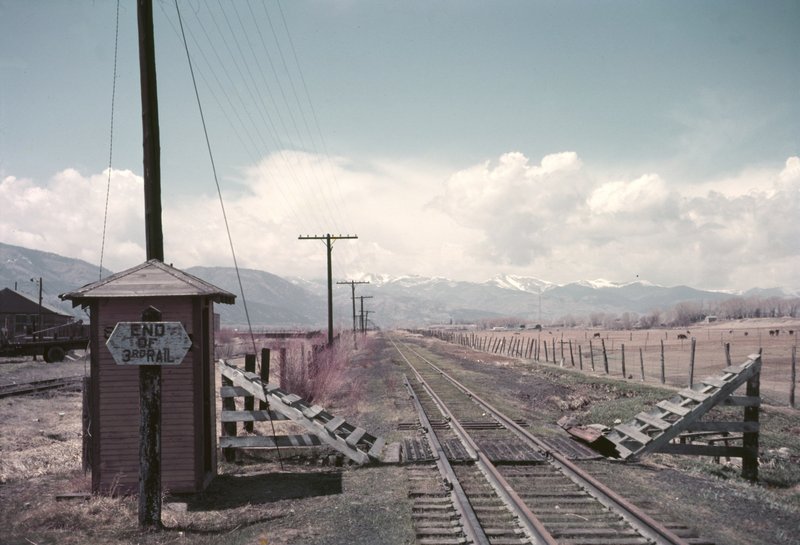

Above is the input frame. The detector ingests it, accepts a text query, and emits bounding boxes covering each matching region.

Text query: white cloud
[1,152,798,291]
[587,174,670,215]
[429,151,799,290]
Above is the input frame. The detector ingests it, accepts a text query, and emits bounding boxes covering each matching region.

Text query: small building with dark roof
[61,259,235,494]
[0,287,74,340]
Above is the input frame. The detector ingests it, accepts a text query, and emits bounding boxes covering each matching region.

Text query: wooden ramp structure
[603,353,761,480]
[217,360,385,465]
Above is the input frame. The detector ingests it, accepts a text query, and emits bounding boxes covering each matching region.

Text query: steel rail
[398,337,692,545]
[403,374,490,545]
[0,375,83,398]
[395,338,558,545]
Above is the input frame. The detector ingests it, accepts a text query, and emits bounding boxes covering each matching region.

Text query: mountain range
[0,241,794,329]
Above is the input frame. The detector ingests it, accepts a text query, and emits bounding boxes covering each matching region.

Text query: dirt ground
[1,325,799,545]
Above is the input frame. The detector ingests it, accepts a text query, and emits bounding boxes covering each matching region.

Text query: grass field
[454,317,799,405]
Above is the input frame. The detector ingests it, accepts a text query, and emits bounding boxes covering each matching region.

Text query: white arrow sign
[106,321,192,365]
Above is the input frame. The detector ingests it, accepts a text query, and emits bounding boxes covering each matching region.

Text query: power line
[99,0,121,280]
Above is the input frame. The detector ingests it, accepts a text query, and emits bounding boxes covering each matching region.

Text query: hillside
[1,242,795,329]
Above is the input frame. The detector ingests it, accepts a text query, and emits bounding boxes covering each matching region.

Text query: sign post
[105,307,191,529]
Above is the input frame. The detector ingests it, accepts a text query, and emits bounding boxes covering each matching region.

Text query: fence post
[725,342,731,367]
[589,340,595,371]
[544,340,549,362]
[552,338,556,364]
[260,348,271,411]
[791,346,796,408]
[688,338,696,387]
[621,343,626,378]
[279,347,288,389]
[660,340,665,384]
[578,345,583,370]
[601,338,609,374]
[639,347,645,382]
[569,340,575,367]
[221,373,237,463]
[742,355,760,482]
[244,354,256,433]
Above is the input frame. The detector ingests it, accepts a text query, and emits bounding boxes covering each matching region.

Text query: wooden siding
[93,296,202,494]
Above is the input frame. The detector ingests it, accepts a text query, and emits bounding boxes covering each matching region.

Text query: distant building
[0,287,74,339]
[706,315,718,323]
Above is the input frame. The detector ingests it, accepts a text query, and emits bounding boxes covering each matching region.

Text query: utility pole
[363,310,374,332]
[139,0,163,262]
[357,295,373,333]
[29,277,43,360]
[337,280,369,348]
[29,277,42,334]
[137,0,163,530]
[298,234,358,346]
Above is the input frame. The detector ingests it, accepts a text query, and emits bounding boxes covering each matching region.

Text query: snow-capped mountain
[2,242,796,329]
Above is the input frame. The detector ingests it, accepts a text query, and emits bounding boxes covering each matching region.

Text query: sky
[1,1,798,292]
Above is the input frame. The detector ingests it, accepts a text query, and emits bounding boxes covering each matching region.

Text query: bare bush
[277,333,358,406]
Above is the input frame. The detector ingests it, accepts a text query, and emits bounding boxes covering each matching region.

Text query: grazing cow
[744,331,749,336]
[593,332,601,338]
[677,333,688,340]
[789,330,795,335]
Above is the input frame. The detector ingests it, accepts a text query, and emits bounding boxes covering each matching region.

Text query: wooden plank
[345,427,366,447]
[656,400,691,416]
[634,412,671,431]
[678,388,711,402]
[721,396,761,407]
[281,393,302,405]
[619,356,762,459]
[219,386,251,398]
[656,443,751,457]
[219,434,323,448]
[324,416,346,432]
[614,423,652,445]
[722,364,745,374]
[367,436,386,459]
[684,421,759,433]
[700,376,728,388]
[220,410,288,422]
[301,405,324,419]
[217,363,266,402]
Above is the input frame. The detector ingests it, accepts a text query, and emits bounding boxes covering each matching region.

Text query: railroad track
[0,375,84,398]
[391,336,713,545]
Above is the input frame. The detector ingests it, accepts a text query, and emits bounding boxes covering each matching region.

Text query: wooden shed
[0,287,75,338]
[60,260,235,494]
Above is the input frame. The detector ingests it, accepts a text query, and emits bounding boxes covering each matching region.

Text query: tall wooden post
[660,340,666,384]
[299,234,358,346]
[138,305,162,529]
[621,343,626,378]
[244,354,256,433]
[259,348,270,416]
[639,348,645,382]
[742,356,760,482]
[138,0,163,262]
[221,372,237,463]
[688,338,697,387]
[790,346,796,408]
[601,339,609,374]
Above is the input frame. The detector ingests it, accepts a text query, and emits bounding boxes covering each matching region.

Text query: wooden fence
[423,328,798,407]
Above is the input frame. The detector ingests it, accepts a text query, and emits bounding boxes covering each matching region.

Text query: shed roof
[0,288,72,316]
[60,259,236,307]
